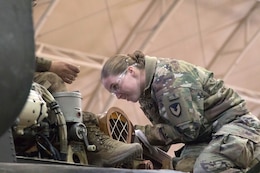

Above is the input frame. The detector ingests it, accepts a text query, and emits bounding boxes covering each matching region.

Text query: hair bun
[127,50,144,63]
[133,50,144,59]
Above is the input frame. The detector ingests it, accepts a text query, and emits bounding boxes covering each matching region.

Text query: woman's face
[102,66,143,102]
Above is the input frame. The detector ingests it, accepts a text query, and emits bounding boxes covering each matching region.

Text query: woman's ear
[128,66,136,76]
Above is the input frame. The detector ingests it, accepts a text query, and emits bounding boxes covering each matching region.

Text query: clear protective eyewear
[110,63,137,96]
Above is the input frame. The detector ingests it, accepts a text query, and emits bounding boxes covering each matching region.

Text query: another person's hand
[49,61,80,84]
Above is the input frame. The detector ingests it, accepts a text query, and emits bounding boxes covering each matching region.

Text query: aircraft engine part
[68,122,86,141]
[15,89,48,135]
[53,91,83,123]
[99,107,134,144]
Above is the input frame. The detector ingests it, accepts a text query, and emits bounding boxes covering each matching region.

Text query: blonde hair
[101,50,145,79]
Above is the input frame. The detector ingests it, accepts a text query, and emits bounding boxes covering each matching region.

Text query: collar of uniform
[143,55,157,92]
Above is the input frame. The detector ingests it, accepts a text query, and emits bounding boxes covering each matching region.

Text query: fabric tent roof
[33,0,260,128]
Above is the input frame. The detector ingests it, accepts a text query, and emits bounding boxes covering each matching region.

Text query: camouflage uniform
[139,55,260,172]
[34,57,67,93]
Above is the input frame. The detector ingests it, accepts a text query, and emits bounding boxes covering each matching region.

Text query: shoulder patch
[169,103,181,117]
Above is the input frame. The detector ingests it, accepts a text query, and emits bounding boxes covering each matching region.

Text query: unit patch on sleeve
[169,102,181,117]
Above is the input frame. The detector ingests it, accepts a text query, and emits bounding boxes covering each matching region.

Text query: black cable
[35,133,61,160]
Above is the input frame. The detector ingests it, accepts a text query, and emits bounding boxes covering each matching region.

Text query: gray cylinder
[53,91,83,123]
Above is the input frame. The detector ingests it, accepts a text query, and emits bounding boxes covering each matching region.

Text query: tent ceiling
[33,0,260,124]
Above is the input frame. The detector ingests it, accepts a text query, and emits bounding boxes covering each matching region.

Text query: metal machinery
[11,81,172,169]
[12,83,96,165]
[99,107,173,169]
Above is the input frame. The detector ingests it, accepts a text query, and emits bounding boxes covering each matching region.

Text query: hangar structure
[33,0,260,126]
[2,1,260,172]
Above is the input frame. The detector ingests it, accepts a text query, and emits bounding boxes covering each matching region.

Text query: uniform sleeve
[159,86,204,142]
[152,69,207,143]
[143,123,184,146]
[35,57,52,72]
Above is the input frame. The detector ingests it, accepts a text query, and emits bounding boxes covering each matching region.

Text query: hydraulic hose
[33,83,68,160]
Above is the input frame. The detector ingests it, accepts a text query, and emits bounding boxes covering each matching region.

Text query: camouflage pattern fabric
[35,57,52,72]
[34,72,67,93]
[173,143,208,172]
[34,57,67,93]
[139,56,260,172]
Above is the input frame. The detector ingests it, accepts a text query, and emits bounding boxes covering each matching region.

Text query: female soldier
[101,50,260,172]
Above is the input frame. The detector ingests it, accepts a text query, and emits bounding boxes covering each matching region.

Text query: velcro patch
[169,103,181,117]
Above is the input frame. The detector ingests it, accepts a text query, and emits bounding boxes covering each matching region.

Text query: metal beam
[139,0,184,52]
[206,3,258,70]
[34,0,60,38]
[35,42,105,69]
[116,0,158,53]
[223,28,260,80]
